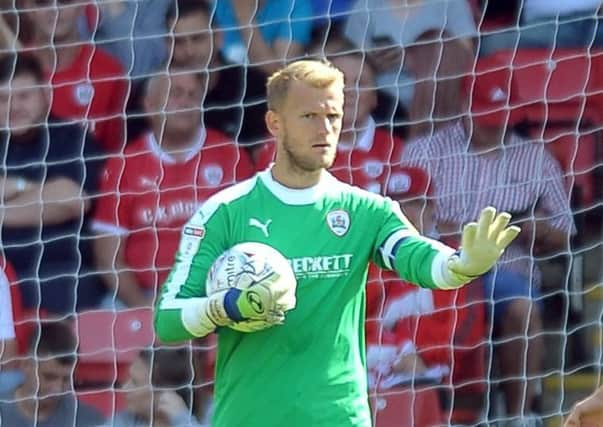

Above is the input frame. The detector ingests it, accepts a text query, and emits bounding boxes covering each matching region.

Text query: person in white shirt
[0,265,18,394]
[344,0,477,138]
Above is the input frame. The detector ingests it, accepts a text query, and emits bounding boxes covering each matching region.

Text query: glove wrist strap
[223,288,245,322]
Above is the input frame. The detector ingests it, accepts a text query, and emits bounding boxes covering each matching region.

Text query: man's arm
[528,154,575,255]
[154,203,228,342]
[155,197,290,342]
[231,0,310,75]
[375,201,520,290]
[564,385,603,426]
[1,177,89,227]
[93,232,150,307]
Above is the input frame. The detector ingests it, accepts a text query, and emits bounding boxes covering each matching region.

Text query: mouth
[312,143,331,148]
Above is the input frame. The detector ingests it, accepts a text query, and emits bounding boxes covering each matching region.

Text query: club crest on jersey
[74,83,94,106]
[202,165,224,187]
[363,160,384,178]
[326,210,350,237]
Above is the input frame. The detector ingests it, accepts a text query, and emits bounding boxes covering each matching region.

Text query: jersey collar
[258,167,336,205]
[146,127,207,164]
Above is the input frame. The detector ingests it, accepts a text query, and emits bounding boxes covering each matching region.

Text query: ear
[265,110,281,138]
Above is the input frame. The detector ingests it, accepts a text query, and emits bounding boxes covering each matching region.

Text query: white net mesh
[0,0,601,426]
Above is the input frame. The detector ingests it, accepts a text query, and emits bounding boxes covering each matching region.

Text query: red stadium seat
[476,49,603,126]
[74,308,155,387]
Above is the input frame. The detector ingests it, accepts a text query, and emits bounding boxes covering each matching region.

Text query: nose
[315,116,334,135]
[183,37,196,57]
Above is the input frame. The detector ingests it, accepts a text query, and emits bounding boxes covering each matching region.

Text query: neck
[463,117,504,151]
[14,386,58,421]
[271,155,322,189]
[207,56,222,92]
[10,125,43,143]
[152,123,199,156]
[153,411,173,427]
[31,38,81,73]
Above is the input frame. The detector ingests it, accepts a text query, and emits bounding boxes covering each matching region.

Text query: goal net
[0,0,601,426]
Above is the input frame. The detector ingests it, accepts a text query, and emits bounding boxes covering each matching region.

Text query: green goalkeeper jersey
[155,169,455,427]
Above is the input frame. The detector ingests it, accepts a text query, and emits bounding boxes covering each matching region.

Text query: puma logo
[249,218,272,237]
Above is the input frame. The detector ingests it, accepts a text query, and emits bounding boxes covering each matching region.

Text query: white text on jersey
[289,254,353,279]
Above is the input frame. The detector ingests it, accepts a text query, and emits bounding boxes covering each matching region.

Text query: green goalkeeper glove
[206,278,295,328]
[446,207,521,286]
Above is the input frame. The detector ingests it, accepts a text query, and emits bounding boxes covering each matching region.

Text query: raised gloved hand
[446,207,521,286]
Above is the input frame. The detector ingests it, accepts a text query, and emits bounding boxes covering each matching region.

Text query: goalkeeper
[154,59,520,427]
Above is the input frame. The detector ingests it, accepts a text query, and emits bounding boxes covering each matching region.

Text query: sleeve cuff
[431,247,470,290]
[180,298,218,338]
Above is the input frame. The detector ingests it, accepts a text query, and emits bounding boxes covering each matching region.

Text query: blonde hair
[266,59,344,111]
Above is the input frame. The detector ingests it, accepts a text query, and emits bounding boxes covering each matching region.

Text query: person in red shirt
[327,51,405,189]
[91,69,254,309]
[363,165,487,419]
[25,0,128,152]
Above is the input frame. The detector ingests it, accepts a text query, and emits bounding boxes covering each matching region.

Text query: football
[206,242,297,332]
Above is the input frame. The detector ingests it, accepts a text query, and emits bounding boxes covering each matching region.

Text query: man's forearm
[155,298,217,342]
[101,268,150,308]
[2,179,88,227]
[388,233,459,290]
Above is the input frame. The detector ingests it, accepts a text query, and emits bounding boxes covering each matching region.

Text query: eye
[328,113,342,121]
[302,113,316,119]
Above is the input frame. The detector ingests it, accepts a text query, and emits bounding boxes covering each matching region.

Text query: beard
[280,133,337,173]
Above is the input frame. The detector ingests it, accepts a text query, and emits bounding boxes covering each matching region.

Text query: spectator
[0,320,105,426]
[0,11,20,52]
[0,54,105,315]
[0,259,18,394]
[80,1,172,80]
[400,66,575,424]
[480,0,603,55]
[104,347,205,427]
[25,0,128,152]
[344,0,477,139]
[212,0,314,75]
[327,50,405,187]
[166,0,268,153]
[92,70,254,309]
[363,165,488,423]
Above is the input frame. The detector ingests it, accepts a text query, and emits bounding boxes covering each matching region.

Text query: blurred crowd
[0,0,602,426]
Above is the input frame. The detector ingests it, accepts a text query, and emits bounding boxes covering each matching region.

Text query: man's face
[22,358,72,411]
[271,80,344,172]
[145,72,205,136]
[169,11,216,70]
[331,56,377,131]
[29,0,82,42]
[471,120,506,146]
[0,74,48,136]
